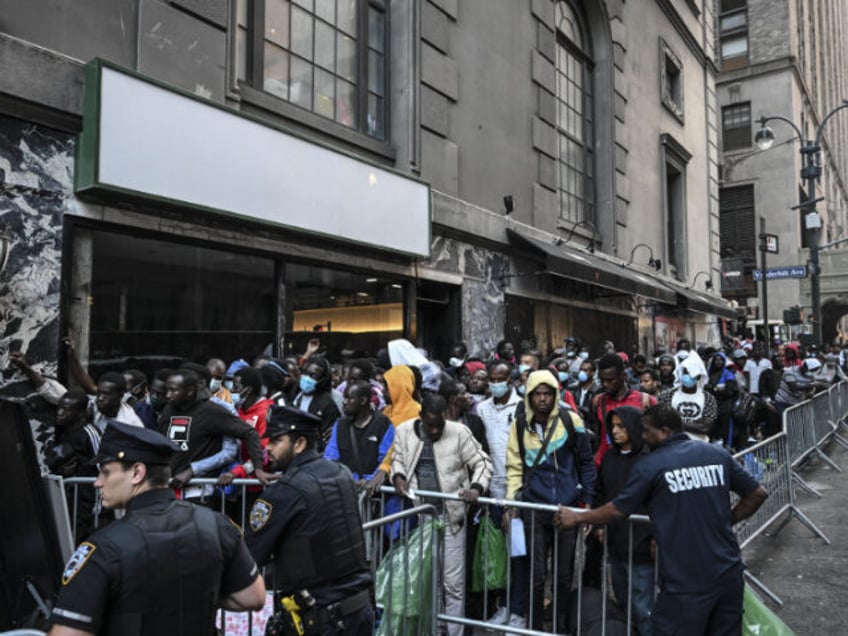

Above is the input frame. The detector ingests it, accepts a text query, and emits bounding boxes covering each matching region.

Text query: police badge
[250,499,273,532]
[62,542,96,585]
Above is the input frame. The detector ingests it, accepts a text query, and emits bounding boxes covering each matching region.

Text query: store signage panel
[78,62,431,258]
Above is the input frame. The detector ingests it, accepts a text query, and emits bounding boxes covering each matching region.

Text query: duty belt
[324,588,371,618]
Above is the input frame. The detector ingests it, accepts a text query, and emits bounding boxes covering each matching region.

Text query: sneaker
[504,613,527,635]
[487,606,510,625]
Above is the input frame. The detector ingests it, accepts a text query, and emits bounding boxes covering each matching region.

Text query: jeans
[525,510,577,631]
[443,521,466,636]
[610,559,655,636]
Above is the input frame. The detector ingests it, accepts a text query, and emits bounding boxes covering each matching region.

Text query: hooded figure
[656,353,678,390]
[594,406,654,635]
[382,365,422,426]
[662,353,718,440]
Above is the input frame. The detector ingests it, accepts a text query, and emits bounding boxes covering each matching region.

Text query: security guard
[555,405,768,635]
[49,421,266,636]
[245,406,374,636]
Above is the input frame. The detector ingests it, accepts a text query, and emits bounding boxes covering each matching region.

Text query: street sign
[752,265,807,281]
[760,233,779,254]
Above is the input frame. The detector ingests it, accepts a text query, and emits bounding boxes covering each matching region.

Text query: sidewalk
[741,436,848,635]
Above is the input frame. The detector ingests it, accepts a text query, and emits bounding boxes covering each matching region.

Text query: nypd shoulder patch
[62,542,97,585]
[249,499,273,532]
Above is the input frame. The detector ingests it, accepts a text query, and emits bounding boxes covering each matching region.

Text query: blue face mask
[209,378,222,393]
[231,391,245,407]
[517,385,526,397]
[558,371,569,383]
[223,379,234,391]
[681,374,698,389]
[489,381,509,399]
[577,370,589,383]
[518,364,532,374]
[579,352,589,360]
[299,375,317,395]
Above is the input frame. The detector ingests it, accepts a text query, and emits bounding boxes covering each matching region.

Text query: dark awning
[662,278,737,319]
[506,228,678,304]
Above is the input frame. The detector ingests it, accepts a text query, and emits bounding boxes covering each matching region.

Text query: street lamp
[690,270,713,290]
[755,99,848,346]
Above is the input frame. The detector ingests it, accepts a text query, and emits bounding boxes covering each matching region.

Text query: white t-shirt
[744,358,772,394]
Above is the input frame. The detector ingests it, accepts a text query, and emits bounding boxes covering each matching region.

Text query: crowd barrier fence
[782,380,848,497]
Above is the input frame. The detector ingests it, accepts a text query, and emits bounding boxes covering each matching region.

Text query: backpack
[732,391,758,428]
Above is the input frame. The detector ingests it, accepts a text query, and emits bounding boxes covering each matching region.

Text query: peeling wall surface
[427,235,508,356]
[0,114,72,377]
[0,114,74,462]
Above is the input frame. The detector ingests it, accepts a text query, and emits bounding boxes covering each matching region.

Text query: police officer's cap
[94,420,180,465]
[264,405,322,439]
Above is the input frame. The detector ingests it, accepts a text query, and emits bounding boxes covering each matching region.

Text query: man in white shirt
[476,361,522,500]
[743,344,772,396]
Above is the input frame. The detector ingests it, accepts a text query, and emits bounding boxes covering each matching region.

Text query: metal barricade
[369,486,655,636]
[782,380,848,496]
[731,431,829,606]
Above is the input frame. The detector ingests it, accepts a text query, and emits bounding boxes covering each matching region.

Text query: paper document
[510,518,527,557]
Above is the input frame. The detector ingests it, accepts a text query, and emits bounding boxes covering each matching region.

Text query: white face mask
[449,357,464,368]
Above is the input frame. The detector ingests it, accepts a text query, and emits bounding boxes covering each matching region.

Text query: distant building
[716,0,848,343]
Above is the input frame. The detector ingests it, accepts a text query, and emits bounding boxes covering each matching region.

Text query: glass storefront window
[84,230,405,376]
[284,263,404,359]
[89,231,275,374]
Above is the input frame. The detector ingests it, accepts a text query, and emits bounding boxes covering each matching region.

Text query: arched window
[555,2,594,225]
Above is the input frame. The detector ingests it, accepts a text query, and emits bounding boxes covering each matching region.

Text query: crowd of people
[19,331,841,634]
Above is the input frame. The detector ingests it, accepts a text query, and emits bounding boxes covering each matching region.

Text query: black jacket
[595,406,653,563]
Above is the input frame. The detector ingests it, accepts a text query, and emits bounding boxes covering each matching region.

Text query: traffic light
[783,306,802,325]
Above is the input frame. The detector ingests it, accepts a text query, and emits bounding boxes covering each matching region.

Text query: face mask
[566,351,576,359]
[579,352,589,360]
[449,357,464,368]
[223,379,234,391]
[558,371,569,384]
[518,364,531,374]
[300,375,317,395]
[489,381,509,399]
[231,391,245,408]
[577,371,589,383]
[209,378,222,392]
[517,385,526,397]
[681,375,697,389]
[122,392,133,404]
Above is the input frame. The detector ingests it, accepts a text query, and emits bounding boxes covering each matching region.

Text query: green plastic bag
[471,516,508,592]
[743,584,795,635]
[375,517,444,636]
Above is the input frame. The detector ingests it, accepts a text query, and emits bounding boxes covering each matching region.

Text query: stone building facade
[0,0,731,390]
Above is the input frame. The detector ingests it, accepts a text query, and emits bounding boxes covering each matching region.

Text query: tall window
[555,1,594,225]
[237,0,387,140]
[661,134,691,281]
[722,102,751,151]
[719,0,748,70]
[719,185,756,296]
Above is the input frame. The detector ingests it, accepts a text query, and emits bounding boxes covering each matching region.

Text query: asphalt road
[741,434,848,635]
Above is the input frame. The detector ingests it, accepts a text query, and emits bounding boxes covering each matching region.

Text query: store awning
[662,278,737,319]
[506,228,677,304]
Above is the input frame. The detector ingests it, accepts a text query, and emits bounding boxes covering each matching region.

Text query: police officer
[49,421,266,636]
[245,406,374,636]
[554,405,768,635]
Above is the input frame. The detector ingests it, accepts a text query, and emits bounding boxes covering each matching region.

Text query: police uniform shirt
[52,489,260,633]
[612,433,760,594]
[245,449,370,605]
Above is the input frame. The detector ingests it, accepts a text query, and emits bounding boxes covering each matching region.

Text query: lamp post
[755,100,848,346]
